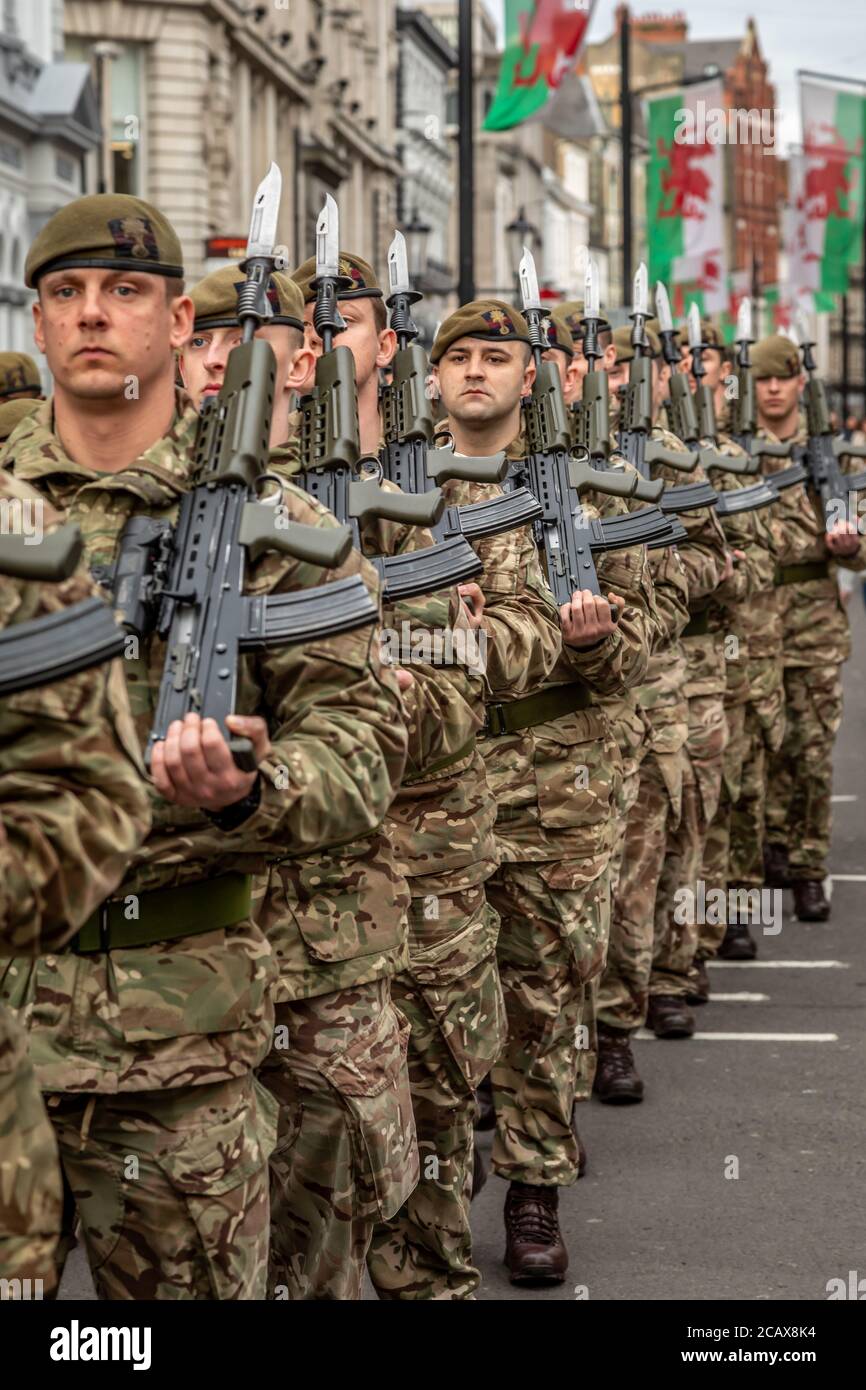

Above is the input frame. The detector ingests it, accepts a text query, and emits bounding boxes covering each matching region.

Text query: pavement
[59,591,866,1302]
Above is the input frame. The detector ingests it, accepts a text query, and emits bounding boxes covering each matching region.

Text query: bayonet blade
[388,230,411,296]
[687,301,702,349]
[584,258,600,318]
[655,281,674,333]
[518,246,541,312]
[794,308,814,348]
[633,263,648,317]
[246,162,282,259]
[316,193,340,279]
[736,296,753,345]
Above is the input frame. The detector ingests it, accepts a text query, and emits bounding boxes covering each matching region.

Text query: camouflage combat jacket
[0,400,407,1087]
[758,415,866,668]
[464,425,655,876]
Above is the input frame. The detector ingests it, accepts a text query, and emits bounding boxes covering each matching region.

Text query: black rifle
[684,307,757,477]
[512,256,681,608]
[779,327,866,530]
[296,205,487,602]
[142,168,377,770]
[0,525,126,696]
[655,286,732,480]
[379,231,541,550]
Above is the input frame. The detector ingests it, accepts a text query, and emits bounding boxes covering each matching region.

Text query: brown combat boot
[504,1182,568,1285]
[764,842,791,888]
[718,919,757,959]
[594,1023,644,1103]
[686,955,711,1004]
[646,994,695,1038]
[793,879,831,922]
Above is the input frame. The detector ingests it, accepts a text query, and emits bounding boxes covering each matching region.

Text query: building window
[66,38,144,195]
[55,153,75,183]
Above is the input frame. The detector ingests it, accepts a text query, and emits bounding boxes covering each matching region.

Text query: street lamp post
[505,207,537,296]
[403,208,431,287]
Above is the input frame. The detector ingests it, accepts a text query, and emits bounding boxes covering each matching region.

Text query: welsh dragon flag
[797,78,866,295]
[647,79,727,312]
[483,0,595,132]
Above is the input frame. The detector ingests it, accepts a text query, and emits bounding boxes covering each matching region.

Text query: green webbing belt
[71,872,253,954]
[682,610,710,638]
[402,737,477,785]
[483,681,592,737]
[775,560,830,586]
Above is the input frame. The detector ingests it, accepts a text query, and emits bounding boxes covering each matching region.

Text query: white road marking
[636,1030,838,1042]
[831,794,858,802]
[828,874,866,882]
[709,992,769,1001]
[708,959,848,969]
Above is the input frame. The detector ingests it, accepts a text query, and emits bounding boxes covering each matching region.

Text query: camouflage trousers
[367,886,506,1300]
[487,860,610,1185]
[697,699,748,957]
[46,1074,277,1299]
[0,1007,62,1291]
[260,977,418,1301]
[730,705,782,886]
[575,759,643,1101]
[765,664,844,880]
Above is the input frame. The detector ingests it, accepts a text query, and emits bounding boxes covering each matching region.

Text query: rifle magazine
[456,487,543,539]
[379,536,483,601]
[0,596,124,696]
[239,576,378,647]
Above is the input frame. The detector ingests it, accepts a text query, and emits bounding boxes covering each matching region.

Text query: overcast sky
[482,0,866,153]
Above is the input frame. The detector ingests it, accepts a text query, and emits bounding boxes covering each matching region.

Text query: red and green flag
[483,0,595,133]
[798,76,866,295]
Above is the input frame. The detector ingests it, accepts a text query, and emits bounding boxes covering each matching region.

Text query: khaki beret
[677,318,727,353]
[0,352,42,400]
[558,299,612,341]
[612,323,662,363]
[25,194,184,288]
[541,306,574,358]
[190,265,304,332]
[0,397,39,443]
[292,251,382,304]
[430,299,531,365]
[751,334,802,380]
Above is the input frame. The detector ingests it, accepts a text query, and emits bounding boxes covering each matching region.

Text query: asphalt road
[59,593,866,1303]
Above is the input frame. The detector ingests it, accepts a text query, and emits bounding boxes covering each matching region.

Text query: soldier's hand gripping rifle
[142,166,377,771]
[683,302,777,519]
[785,313,866,529]
[513,252,679,610]
[379,231,541,559]
[616,263,699,499]
[296,199,471,601]
[0,523,128,696]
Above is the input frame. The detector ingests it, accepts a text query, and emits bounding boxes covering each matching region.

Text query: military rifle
[729,297,793,467]
[655,281,733,483]
[513,251,679,610]
[296,200,485,600]
[379,231,541,563]
[0,523,128,696]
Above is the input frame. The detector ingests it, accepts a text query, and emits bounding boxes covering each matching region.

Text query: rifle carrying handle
[0,524,83,582]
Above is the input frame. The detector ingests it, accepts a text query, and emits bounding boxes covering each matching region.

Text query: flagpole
[457,0,475,305]
[620,5,632,305]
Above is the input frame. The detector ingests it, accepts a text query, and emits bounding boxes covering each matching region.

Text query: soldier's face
[180,324,314,420]
[756,373,804,421]
[652,359,671,415]
[570,340,617,391]
[606,359,630,398]
[435,338,535,423]
[33,269,192,400]
[302,298,396,393]
[681,347,724,391]
[540,346,581,404]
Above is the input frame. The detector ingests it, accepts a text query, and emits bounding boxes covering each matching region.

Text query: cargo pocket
[154,1077,278,1300]
[285,847,409,964]
[320,1002,418,1221]
[532,718,617,830]
[407,895,506,1094]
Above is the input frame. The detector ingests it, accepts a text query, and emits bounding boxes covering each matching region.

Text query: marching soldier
[0,352,42,403]
[432,299,654,1281]
[1,194,409,1299]
[753,334,865,920]
[0,473,151,1291]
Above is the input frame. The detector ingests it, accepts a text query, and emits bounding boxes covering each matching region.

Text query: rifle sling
[483,681,592,737]
[402,737,478,784]
[71,872,253,954]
